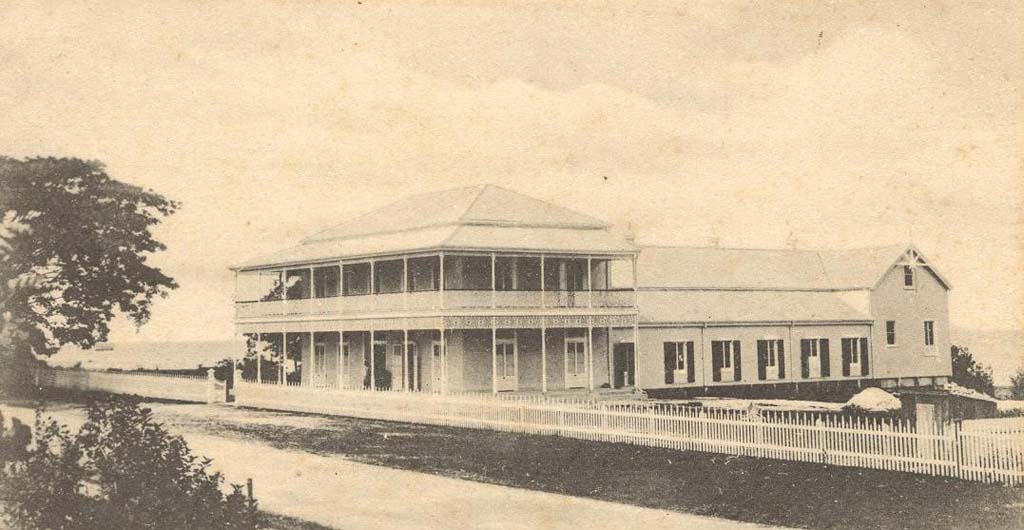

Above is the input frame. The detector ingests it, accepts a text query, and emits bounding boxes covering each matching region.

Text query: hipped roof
[236,185,634,270]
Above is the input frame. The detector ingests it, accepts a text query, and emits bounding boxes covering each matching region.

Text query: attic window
[903,265,915,289]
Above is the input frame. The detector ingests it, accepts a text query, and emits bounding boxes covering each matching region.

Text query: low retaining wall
[36,367,224,404]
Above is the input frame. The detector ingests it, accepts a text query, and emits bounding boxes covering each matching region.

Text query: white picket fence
[36,367,224,404]
[235,380,1024,486]
[32,368,1024,486]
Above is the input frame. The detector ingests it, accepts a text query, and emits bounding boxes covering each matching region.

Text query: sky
[1,1,1021,373]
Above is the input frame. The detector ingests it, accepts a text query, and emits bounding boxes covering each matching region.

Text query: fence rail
[32,368,1024,486]
[234,380,1024,486]
[36,367,224,404]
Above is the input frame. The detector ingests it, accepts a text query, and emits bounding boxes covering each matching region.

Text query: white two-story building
[232,185,952,400]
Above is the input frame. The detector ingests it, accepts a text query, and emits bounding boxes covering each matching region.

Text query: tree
[2,397,258,529]
[950,344,995,396]
[1009,368,1024,400]
[0,157,178,393]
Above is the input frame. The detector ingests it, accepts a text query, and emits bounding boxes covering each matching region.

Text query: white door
[564,337,587,389]
[495,338,518,392]
[312,343,328,387]
[430,341,444,393]
[391,343,405,390]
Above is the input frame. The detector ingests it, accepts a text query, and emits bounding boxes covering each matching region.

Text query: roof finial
[624,222,637,245]
[786,230,799,249]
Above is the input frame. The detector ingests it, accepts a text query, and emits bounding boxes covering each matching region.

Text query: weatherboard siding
[636,323,874,390]
[870,264,952,379]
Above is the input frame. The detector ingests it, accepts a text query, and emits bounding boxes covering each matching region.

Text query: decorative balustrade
[235,289,636,319]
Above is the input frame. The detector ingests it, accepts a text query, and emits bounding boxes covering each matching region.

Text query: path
[1,404,789,530]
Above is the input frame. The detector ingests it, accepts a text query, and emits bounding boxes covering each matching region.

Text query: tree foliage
[0,157,178,357]
[950,344,995,396]
[1009,368,1024,400]
[1,397,258,530]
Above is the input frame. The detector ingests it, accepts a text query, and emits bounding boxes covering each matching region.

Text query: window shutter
[711,342,722,382]
[686,342,696,383]
[841,338,851,377]
[860,338,870,376]
[733,340,742,381]
[663,343,675,384]
[778,340,785,379]
[820,339,830,377]
[800,339,810,379]
[757,340,768,380]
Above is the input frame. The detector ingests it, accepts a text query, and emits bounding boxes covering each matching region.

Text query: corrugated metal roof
[301,184,607,244]
[637,244,918,291]
[236,185,632,269]
[638,290,871,324]
[443,225,635,253]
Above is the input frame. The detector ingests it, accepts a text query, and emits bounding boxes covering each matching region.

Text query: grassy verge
[151,405,1024,530]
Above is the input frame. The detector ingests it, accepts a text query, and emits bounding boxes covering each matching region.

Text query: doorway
[613,343,635,389]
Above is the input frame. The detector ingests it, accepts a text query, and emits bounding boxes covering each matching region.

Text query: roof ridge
[814,250,837,290]
[456,184,492,223]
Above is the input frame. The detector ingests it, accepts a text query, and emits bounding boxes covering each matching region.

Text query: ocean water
[47,340,236,371]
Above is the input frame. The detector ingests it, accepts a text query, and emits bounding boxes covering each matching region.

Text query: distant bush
[1,397,258,530]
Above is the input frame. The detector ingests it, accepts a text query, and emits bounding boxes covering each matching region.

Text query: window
[258,270,283,301]
[373,259,404,294]
[757,339,785,380]
[313,266,339,298]
[407,256,440,292]
[841,337,870,377]
[800,338,830,379]
[566,337,587,376]
[924,321,935,347]
[313,343,327,378]
[285,269,311,300]
[544,258,587,291]
[444,255,492,290]
[663,342,694,384]
[342,263,371,295]
[496,338,516,378]
[711,340,741,382]
[903,265,915,288]
[886,321,896,345]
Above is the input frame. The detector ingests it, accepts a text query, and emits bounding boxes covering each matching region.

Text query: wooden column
[372,329,380,392]
[491,318,498,394]
[587,256,593,308]
[342,327,350,390]
[633,319,640,389]
[403,328,409,391]
[541,324,547,393]
[540,254,546,308]
[440,326,448,394]
[439,252,445,310]
[632,254,640,390]
[587,322,594,391]
[338,260,345,312]
[255,333,262,384]
[491,252,497,309]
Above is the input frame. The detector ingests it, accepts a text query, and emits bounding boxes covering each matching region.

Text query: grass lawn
[145,404,1024,530]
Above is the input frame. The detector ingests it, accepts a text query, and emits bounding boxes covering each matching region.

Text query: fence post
[953,419,963,479]
[233,368,242,407]
[206,368,216,404]
[815,418,825,464]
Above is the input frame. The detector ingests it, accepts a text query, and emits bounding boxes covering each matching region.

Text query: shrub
[1,397,258,530]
